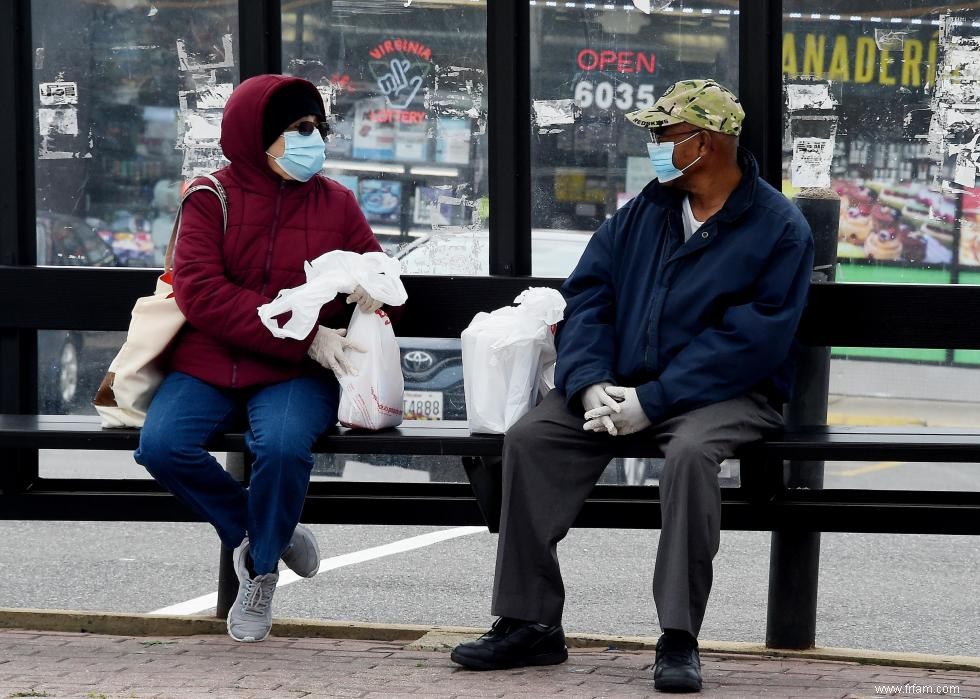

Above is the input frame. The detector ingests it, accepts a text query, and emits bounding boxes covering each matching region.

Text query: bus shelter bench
[3,272,980,619]
[1,414,979,538]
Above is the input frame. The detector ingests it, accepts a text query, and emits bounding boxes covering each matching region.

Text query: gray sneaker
[280,524,321,578]
[227,539,278,643]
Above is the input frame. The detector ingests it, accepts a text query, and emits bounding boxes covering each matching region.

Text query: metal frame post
[216,451,248,618]
[487,0,531,276]
[738,0,783,188]
[0,0,38,495]
[737,0,838,650]
[239,0,282,80]
[766,193,840,649]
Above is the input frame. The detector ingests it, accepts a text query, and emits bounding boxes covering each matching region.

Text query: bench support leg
[216,544,237,619]
[767,529,821,649]
[215,451,247,619]
[766,192,837,650]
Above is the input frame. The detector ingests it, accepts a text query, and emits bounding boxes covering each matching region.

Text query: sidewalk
[2,627,978,698]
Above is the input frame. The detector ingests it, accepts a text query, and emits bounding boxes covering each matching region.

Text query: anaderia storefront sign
[782,26,942,90]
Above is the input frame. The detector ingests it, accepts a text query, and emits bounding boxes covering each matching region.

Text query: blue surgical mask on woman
[267,130,326,182]
[646,130,702,183]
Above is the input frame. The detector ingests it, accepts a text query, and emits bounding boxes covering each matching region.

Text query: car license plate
[403,390,444,421]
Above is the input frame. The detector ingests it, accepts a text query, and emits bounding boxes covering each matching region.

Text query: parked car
[38,330,125,414]
[396,228,593,278]
[36,213,126,414]
[36,211,119,268]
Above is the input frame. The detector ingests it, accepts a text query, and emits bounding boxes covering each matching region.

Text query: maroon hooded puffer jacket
[169,74,392,389]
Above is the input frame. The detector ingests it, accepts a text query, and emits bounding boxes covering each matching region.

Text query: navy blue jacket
[555,149,814,423]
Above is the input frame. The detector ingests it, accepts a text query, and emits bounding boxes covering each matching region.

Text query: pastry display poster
[960,188,980,267]
[833,179,957,267]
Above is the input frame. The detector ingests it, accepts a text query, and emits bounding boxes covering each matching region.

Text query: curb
[2,608,978,673]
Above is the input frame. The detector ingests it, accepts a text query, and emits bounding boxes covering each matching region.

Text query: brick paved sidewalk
[1,629,977,698]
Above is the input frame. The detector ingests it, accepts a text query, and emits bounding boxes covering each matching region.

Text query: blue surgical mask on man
[646,130,702,183]
[267,130,326,182]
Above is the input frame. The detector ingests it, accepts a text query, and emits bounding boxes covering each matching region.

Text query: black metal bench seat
[1,414,979,536]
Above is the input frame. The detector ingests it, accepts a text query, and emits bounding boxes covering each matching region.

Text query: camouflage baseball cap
[626,79,744,136]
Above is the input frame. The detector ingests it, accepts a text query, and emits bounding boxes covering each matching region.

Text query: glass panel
[32,2,239,479]
[782,2,980,476]
[530,1,740,277]
[782,2,980,282]
[823,348,980,491]
[32,0,239,268]
[37,330,125,415]
[282,0,489,272]
[823,460,980,491]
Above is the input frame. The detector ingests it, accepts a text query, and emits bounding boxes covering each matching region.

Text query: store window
[282,0,490,273]
[278,0,489,482]
[783,2,980,481]
[782,2,979,282]
[529,1,739,277]
[32,0,238,424]
[32,0,239,269]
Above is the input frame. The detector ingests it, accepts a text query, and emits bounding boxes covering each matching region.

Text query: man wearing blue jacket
[452,80,814,692]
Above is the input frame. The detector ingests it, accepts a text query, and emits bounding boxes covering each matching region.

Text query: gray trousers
[490,389,783,637]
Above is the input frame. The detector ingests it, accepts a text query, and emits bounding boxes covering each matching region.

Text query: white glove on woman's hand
[580,382,621,435]
[307,326,366,377]
[345,285,383,314]
[583,385,652,436]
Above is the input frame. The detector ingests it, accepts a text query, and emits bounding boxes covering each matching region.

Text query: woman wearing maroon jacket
[135,75,393,643]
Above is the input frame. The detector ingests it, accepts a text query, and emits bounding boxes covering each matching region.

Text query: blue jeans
[135,371,339,574]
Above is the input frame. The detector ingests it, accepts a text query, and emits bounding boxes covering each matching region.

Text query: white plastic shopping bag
[257,250,408,340]
[462,287,566,434]
[337,308,405,430]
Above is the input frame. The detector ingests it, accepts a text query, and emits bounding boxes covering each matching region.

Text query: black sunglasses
[290,121,331,138]
[649,128,702,145]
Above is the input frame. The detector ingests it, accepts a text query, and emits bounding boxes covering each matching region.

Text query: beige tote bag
[93,174,227,427]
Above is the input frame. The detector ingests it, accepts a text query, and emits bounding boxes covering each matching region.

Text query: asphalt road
[1,521,977,657]
[2,450,978,658]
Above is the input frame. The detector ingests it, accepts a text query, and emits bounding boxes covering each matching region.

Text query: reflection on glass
[530,2,740,277]
[828,347,980,493]
[783,2,980,385]
[282,1,489,269]
[782,2,979,281]
[37,330,126,415]
[32,0,239,268]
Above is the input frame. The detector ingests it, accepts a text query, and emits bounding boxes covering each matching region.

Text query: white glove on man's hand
[583,385,652,436]
[307,326,366,377]
[580,382,621,435]
[345,285,383,314]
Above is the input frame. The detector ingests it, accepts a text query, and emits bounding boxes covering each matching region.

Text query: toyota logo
[403,350,435,373]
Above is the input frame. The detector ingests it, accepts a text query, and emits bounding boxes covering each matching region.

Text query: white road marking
[150,526,487,616]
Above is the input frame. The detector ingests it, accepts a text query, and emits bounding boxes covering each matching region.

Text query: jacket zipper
[261,182,285,296]
[234,183,284,388]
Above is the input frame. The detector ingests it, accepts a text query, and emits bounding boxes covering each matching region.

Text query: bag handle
[163,173,229,273]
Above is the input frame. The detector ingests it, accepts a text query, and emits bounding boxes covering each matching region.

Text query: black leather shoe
[450,617,568,670]
[653,632,702,692]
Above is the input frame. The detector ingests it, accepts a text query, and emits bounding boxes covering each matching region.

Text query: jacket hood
[220,74,326,189]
